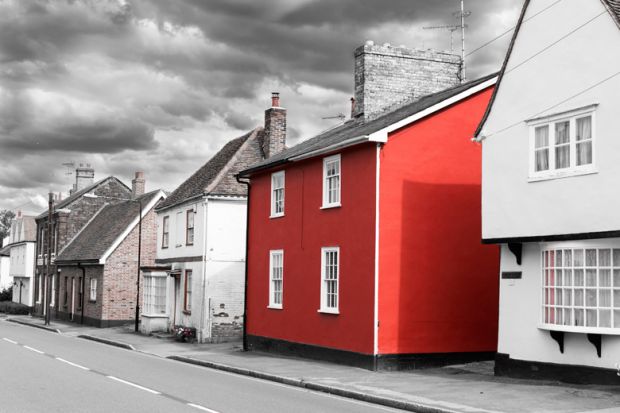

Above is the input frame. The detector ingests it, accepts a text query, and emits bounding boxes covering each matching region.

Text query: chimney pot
[350,97,356,119]
[271,92,280,108]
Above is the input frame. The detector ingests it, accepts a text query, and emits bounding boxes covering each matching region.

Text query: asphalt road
[0,320,404,413]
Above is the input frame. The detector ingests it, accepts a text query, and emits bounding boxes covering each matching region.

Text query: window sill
[317,308,339,315]
[182,310,191,315]
[89,300,96,304]
[267,305,283,310]
[269,213,285,219]
[320,203,341,210]
[528,167,597,182]
[186,243,194,246]
[161,246,169,249]
[142,313,169,318]
[175,244,183,248]
[538,324,620,335]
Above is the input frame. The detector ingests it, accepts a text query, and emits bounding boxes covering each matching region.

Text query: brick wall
[56,265,104,324]
[102,205,158,322]
[353,42,462,120]
[34,178,130,317]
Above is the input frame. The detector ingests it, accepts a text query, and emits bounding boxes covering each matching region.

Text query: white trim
[371,76,498,142]
[527,108,597,181]
[322,154,341,209]
[373,144,381,355]
[270,171,285,218]
[268,249,284,309]
[99,190,167,264]
[319,246,340,314]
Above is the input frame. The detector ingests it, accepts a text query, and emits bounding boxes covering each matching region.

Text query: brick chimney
[352,41,462,120]
[263,92,286,158]
[72,163,95,194]
[132,171,145,198]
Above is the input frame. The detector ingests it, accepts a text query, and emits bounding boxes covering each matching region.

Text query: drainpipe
[78,263,86,324]
[198,197,209,342]
[235,175,251,351]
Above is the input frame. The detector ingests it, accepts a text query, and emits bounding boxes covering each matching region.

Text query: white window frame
[268,250,284,309]
[270,171,285,218]
[175,211,184,247]
[89,278,97,302]
[527,105,597,182]
[50,276,55,307]
[539,240,620,335]
[321,154,341,209]
[143,273,168,315]
[36,275,42,304]
[319,247,340,314]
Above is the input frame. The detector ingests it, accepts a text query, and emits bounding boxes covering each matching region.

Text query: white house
[144,94,286,342]
[476,0,620,383]
[7,212,37,306]
[0,245,10,292]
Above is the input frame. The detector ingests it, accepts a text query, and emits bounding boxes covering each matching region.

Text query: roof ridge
[205,127,261,195]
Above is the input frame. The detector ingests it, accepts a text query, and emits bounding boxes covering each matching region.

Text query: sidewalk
[4,315,620,413]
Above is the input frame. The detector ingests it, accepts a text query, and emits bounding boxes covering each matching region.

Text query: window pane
[614,270,620,287]
[576,142,592,166]
[599,310,611,327]
[575,289,584,306]
[586,309,597,327]
[614,250,620,267]
[563,269,572,286]
[614,290,620,308]
[555,121,570,144]
[600,269,611,287]
[574,269,584,286]
[586,249,597,266]
[535,149,549,172]
[563,250,572,267]
[586,289,597,307]
[535,125,549,148]
[599,290,611,307]
[574,309,584,326]
[555,145,570,169]
[599,249,611,267]
[586,269,597,287]
[574,249,584,266]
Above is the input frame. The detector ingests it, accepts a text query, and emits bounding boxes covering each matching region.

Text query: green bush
[0,301,30,315]
[0,286,11,301]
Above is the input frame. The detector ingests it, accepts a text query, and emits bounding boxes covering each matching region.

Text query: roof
[0,246,10,256]
[55,190,163,263]
[475,0,620,138]
[156,127,264,211]
[240,73,498,176]
[36,176,131,220]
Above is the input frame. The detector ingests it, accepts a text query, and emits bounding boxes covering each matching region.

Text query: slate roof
[156,127,264,211]
[475,0,620,137]
[55,190,162,263]
[35,176,130,220]
[240,72,498,176]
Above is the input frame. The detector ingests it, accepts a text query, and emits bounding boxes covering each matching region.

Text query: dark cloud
[0,0,522,211]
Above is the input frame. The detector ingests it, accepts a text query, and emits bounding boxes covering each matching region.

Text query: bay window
[144,273,167,315]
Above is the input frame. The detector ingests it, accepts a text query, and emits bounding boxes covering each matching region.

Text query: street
[0,320,403,413]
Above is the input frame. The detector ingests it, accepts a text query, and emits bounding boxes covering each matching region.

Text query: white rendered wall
[481,0,620,239]
[498,241,620,369]
[0,256,10,290]
[156,200,205,261]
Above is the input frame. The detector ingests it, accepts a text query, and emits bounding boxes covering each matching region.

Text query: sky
[0,0,522,213]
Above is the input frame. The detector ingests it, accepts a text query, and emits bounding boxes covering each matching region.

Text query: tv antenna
[62,161,75,176]
[321,113,346,122]
[423,0,470,82]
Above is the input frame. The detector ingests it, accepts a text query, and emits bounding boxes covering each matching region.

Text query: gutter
[235,174,251,351]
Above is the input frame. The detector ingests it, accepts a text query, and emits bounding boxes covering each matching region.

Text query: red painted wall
[246,144,377,354]
[378,87,499,354]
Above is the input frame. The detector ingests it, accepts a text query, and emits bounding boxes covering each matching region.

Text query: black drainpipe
[78,263,86,325]
[235,174,251,352]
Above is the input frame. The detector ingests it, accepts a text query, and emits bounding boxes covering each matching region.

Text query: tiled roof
[35,176,130,219]
[156,127,264,211]
[55,190,162,263]
[240,73,498,176]
[604,0,620,24]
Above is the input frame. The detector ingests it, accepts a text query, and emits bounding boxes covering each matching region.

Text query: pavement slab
[4,315,620,413]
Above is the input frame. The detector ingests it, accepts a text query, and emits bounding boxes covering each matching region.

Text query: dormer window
[528,105,596,181]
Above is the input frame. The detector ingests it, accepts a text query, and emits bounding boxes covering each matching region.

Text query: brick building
[33,165,132,318]
[53,173,165,327]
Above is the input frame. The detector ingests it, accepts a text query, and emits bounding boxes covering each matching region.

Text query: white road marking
[56,357,90,370]
[23,345,44,354]
[107,376,161,395]
[2,338,17,344]
[187,403,220,413]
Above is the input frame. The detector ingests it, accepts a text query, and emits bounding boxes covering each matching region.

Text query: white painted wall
[481,0,620,239]
[498,241,620,369]
[151,197,247,342]
[9,243,35,306]
[0,255,10,290]
[156,200,205,260]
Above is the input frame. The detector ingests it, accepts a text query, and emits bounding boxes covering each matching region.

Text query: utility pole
[134,198,142,333]
[44,192,54,326]
[459,0,468,81]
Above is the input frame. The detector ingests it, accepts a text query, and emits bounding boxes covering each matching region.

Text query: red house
[239,45,500,370]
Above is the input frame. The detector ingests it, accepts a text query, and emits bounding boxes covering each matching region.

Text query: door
[70,278,75,321]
